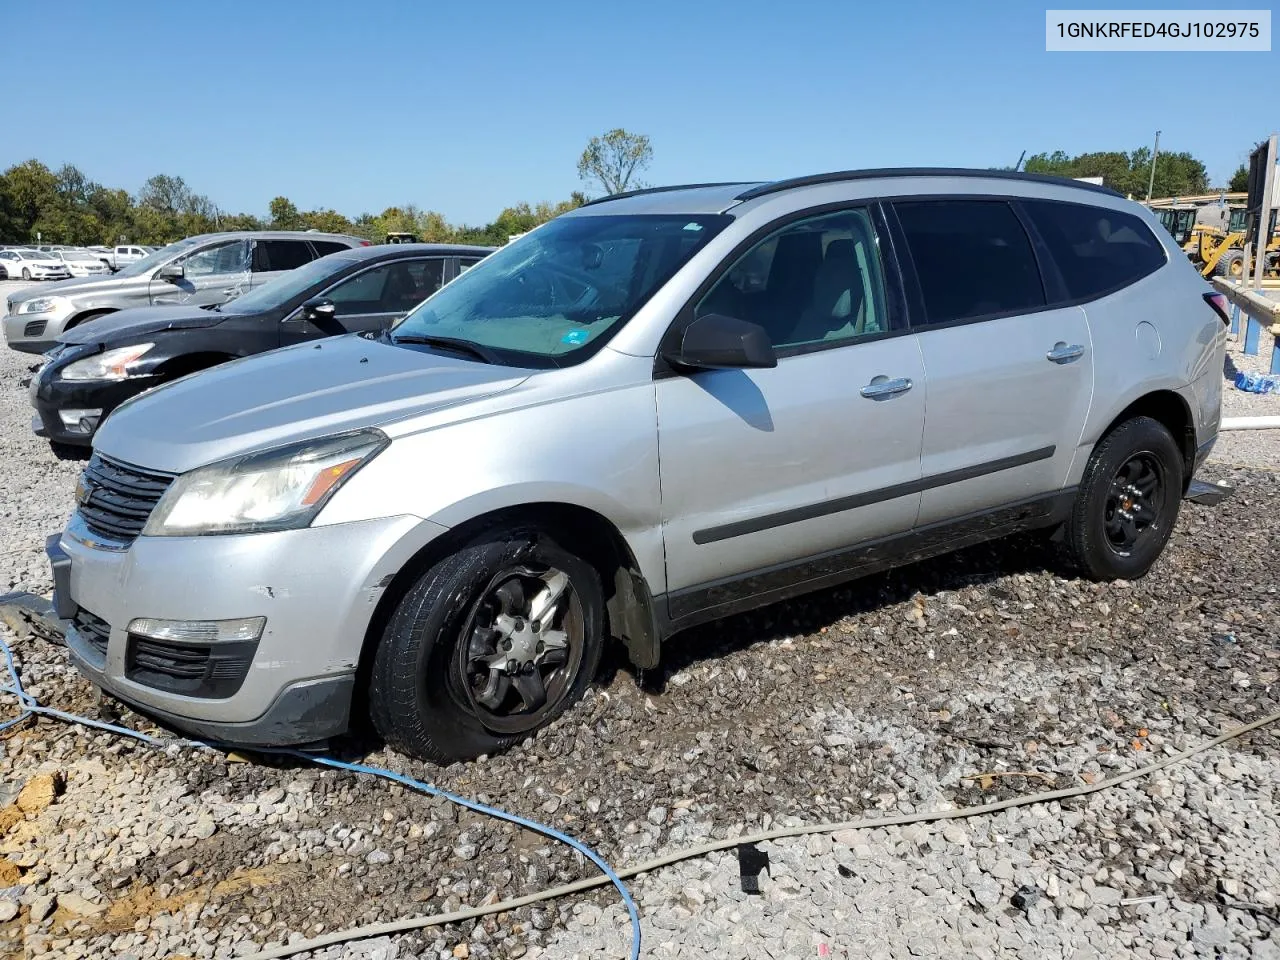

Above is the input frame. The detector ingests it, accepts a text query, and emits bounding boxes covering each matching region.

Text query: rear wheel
[368,527,604,763]
[1065,417,1183,580]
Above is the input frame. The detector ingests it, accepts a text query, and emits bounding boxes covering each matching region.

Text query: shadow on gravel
[630,530,1063,695]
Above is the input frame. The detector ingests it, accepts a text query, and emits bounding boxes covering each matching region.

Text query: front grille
[125,635,257,698]
[23,320,47,337]
[76,455,174,546]
[72,607,110,658]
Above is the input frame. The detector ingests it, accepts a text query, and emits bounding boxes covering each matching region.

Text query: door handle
[1046,342,1085,363]
[860,377,913,399]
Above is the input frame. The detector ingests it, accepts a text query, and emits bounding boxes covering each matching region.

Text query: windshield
[392,214,729,367]
[222,254,353,314]
[64,250,99,261]
[115,238,199,277]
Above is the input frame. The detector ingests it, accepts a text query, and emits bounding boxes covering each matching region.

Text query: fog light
[58,408,102,429]
[127,616,265,643]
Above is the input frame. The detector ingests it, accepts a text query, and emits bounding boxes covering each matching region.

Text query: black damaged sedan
[30,243,492,451]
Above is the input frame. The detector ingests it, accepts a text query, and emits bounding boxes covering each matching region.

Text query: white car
[51,249,111,278]
[0,249,72,281]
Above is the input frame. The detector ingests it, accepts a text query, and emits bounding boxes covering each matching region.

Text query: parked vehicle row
[0,248,72,281]
[3,230,372,353]
[42,169,1226,766]
[31,243,490,448]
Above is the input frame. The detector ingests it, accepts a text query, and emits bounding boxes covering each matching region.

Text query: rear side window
[309,240,350,257]
[1022,200,1166,301]
[254,240,314,272]
[893,199,1045,326]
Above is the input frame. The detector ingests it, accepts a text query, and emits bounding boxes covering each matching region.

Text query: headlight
[59,343,155,381]
[142,429,388,537]
[17,297,65,315]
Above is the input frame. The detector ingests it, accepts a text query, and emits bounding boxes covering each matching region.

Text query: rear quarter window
[1022,199,1167,301]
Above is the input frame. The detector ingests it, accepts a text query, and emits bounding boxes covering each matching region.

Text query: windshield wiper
[389,334,499,365]
[200,303,222,312]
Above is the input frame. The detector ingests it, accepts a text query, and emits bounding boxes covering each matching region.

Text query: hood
[95,335,531,474]
[58,305,220,345]
[6,276,115,303]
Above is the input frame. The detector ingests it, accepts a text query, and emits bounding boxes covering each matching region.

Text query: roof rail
[734,168,1123,202]
[580,182,754,207]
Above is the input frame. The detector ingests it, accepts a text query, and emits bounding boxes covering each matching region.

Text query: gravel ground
[2,294,1280,960]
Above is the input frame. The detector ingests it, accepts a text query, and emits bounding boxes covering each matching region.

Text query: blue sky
[5,0,1275,224]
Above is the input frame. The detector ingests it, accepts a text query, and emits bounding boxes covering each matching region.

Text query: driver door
[280,257,448,346]
[150,239,250,306]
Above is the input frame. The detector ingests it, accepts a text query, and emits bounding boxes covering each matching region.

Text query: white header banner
[1046,9,1271,50]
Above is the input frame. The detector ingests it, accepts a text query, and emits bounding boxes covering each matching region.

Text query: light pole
[1146,130,1161,201]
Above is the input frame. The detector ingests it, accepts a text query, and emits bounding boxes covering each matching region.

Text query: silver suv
[47,169,1227,763]
[4,231,369,354]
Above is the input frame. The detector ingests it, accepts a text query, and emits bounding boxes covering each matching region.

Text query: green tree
[268,196,304,230]
[2,160,59,241]
[300,208,355,234]
[577,129,653,196]
[1229,165,1249,192]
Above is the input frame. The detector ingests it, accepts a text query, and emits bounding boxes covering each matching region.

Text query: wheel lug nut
[502,639,512,651]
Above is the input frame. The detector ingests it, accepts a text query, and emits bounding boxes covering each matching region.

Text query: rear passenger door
[889,198,1093,527]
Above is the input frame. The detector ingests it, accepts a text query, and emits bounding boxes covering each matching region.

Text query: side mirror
[663,313,777,371]
[155,263,184,282]
[301,297,337,320]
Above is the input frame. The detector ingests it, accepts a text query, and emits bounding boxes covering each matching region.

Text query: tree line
[0,129,657,249]
[1016,146,1249,199]
[0,159,595,248]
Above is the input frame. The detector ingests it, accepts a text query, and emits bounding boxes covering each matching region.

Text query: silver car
[3,231,369,354]
[48,169,1227,763]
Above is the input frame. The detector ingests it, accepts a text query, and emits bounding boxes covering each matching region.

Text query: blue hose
[0,633,641,959]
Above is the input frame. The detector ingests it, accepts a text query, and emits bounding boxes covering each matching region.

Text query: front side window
[893,199,1045,325]
[328,259,446,314]
[695,208,890,351]
[393,214,729,366]
[1023,199,1166,301]
[180,240,250,278]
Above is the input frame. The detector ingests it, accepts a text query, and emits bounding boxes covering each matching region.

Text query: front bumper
[50,511,448,744]
[31,372,157,446]
[3,306,74,353]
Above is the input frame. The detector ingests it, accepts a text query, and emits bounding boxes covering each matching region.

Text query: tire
[1214,251,1243,278]
[21,268,31,280]
[1065,416,1184,581]
[368,527,604,763]
[0,266,7,280]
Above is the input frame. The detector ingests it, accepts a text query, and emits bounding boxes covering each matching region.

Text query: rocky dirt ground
[1,302,1279,960]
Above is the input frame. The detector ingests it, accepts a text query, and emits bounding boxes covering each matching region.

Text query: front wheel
[368,528,604,763]
[1065,416,1183,580]
[21,268,31,280]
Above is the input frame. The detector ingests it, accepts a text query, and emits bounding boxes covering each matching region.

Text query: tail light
[359,240,373,247]
[1204,291,1231,326]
